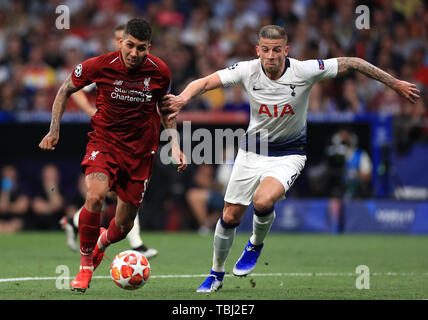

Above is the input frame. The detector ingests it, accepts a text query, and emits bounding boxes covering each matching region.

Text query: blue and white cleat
[196,270,225,292]
[233,240,264,277]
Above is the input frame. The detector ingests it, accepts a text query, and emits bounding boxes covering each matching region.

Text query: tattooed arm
[39,75,80,150]
[337,57,420,103]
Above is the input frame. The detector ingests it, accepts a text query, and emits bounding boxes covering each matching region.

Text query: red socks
[78,206,100,267]
[98,218,132,250]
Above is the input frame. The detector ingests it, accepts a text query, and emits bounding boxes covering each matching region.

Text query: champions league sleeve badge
[74,64,82,77]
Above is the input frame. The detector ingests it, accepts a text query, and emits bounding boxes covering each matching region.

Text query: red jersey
[71,51,171,158]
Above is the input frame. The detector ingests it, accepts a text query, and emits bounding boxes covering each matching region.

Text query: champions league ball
[110,250,151,290]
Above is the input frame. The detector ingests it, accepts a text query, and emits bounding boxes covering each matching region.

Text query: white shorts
[224,149,306,206]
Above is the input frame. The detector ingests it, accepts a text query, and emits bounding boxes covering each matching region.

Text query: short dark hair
[114,24,125,32]
[124,18,152,42]
[258,25,288,43]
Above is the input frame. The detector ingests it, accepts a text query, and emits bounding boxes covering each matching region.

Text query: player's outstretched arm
[160,72,223,120]
[39,75,80,151]
[337,57,420,104]
[159,108,188,172]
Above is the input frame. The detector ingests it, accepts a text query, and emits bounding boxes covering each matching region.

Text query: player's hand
[170,144,188,173]
[39,132,59,151]
[87,107,97,117]
[160,94,186,120]
[393,80,420,104]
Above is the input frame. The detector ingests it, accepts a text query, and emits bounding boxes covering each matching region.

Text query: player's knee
[222,208,242,225]
[85,191,106,211]
[253,193,275,213]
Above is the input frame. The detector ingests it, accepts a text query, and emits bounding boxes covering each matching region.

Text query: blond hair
[258,25,288,43]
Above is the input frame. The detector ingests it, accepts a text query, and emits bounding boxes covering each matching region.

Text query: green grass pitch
[0,231,427,300]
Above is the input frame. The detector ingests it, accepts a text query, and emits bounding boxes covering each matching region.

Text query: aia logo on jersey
[259,104,295,117]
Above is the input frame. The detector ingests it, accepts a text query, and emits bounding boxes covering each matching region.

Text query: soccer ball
[110,250,151,290]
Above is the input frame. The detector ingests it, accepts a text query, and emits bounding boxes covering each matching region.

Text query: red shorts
[81,141,154,208]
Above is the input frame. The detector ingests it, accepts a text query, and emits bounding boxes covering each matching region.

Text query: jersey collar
[118,50,149,73]
[260,57,290,80]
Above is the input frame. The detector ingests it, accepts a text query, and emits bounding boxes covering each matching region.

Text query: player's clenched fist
[39,132,59,151]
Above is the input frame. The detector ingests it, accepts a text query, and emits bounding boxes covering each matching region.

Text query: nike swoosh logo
[253,83,296,91]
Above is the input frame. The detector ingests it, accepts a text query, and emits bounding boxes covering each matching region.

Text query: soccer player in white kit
[161,25,420,292]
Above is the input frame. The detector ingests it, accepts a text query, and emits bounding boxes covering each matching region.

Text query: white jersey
[217,57,338,156]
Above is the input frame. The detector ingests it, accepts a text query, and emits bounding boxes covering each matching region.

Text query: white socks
[211,209,276,272]
[212,219,237,273]
[73,207,82,228]
[250,210,276,246]
[127,214,143,249]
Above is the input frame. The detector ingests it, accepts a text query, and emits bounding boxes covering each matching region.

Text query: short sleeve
[217,61,248,87]
[71,57,99,89]
[297,58,338,84]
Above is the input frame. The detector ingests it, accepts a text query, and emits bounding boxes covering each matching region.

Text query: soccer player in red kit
[39,18,186,292]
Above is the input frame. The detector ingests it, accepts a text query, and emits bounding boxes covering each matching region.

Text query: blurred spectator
[32,88,52,112]
[180,6,210,47]
[332,0,356,54]
[272,0,300,37]
[410,46,428,87]
[156,0,185,29]
[30,164,64,230]
[394,99,428,154]
[222,86,250,115]
[0,0,423,118]
[186,160,233,235]
[0,84,18,112]
[308,129,373,199]
[22,45,56,92]
[43,33,65,69]
[369,85,404,115]
[65,174,86,222]
[0,164,29,233]
[327,78,365,114]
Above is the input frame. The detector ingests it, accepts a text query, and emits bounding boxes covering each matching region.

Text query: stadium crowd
[0,0,426,116]
[0,0,427,233]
